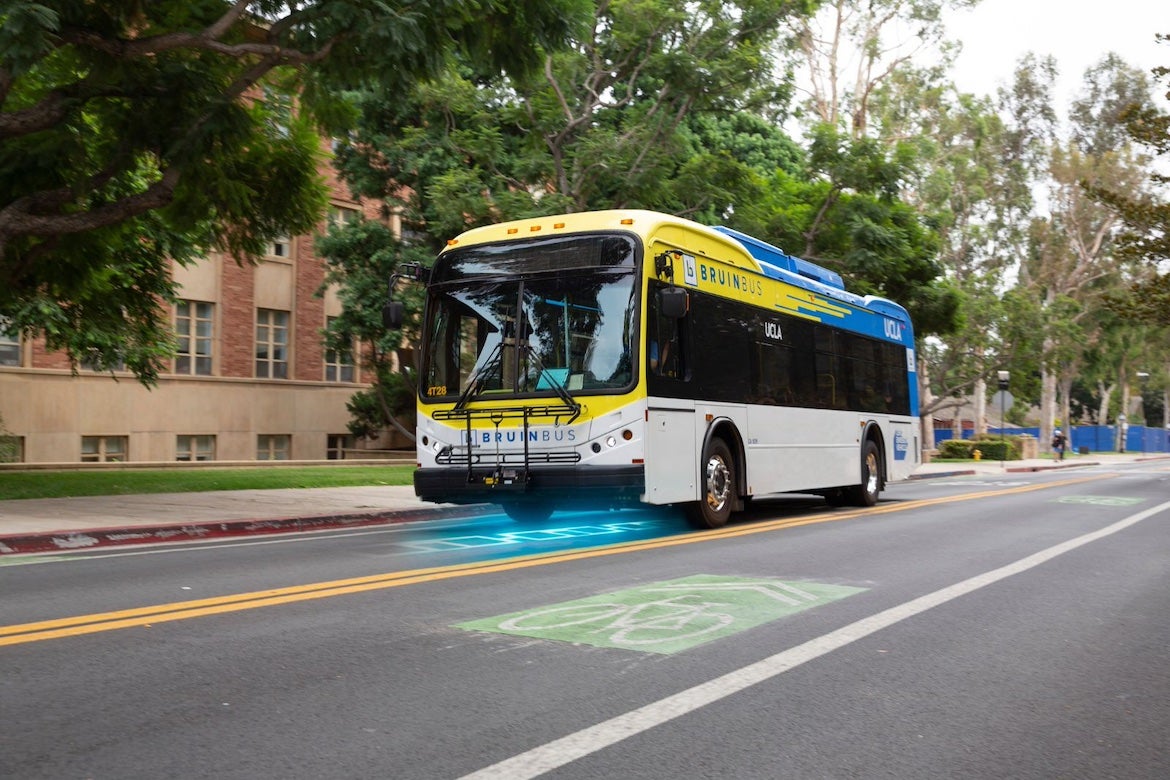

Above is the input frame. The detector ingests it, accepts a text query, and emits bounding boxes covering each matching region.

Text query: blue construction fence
[934,425,1170,454]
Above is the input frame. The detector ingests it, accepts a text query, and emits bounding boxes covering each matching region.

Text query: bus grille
[436,449,581,466]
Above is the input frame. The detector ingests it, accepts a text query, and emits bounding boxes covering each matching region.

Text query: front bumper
[414,464,645,508]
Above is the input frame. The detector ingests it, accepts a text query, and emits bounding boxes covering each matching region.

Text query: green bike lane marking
[1054,496,1145,507]
[456,574,866,655]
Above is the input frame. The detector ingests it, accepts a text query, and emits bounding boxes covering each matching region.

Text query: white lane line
[461,499,1170,779]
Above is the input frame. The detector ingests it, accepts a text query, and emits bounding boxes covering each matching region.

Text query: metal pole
[997,370,1009,468]
[1137,372,1149,454]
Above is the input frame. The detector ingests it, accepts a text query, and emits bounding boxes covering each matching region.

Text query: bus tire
[503,503,554,523]
[687,438,735,529]
[847,440,882,507]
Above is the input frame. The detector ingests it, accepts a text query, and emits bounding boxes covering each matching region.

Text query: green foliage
[938,436,1020,461]
[315,218,427,441]
[336,0,957,359]
[1090,38,1170,326]
[344,375,417,440]
[730,125,961,337]
[0,0,589,384]
[0,465,415,500]
[336,0,813,230]
[0,412,18,462]
[937,438,975,458]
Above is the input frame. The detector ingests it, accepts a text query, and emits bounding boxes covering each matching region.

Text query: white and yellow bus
[392,210,919,528]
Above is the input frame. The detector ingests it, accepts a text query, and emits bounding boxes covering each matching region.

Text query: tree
[791,0,979,138]
[338,0,815,232]
[315,219,425,443]
[0,0,587,383]
[1089,34,1170,326]
[728,126,960,337]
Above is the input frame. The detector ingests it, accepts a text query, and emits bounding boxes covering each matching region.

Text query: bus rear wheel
[846,440,882,507]
[687,438,735,529]
[503,503,554,523]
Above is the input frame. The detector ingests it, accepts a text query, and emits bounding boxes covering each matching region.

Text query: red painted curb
[0,505,494,556]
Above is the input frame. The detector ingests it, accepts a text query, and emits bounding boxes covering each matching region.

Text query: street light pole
[997,370,1010,467]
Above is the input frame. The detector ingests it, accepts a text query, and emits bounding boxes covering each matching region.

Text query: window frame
[81,435,128,463]
[257,434,291,461]
[255,308,290,379]
[175,300,214,376]
[176,434,216,462]
[0,317,21,367]
[324,316,356,382]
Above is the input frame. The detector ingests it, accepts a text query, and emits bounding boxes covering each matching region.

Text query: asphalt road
[3,462,1169,779]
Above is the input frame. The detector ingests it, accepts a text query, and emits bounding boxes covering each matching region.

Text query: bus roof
[440,209,912,325]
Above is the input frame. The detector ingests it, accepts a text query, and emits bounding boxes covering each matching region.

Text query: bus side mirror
[659,287,689,319]
[383,301,405,329]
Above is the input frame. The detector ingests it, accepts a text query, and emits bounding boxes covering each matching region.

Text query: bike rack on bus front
[432,402,582,491]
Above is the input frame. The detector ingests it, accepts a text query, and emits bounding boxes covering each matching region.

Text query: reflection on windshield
[421,235,638,401]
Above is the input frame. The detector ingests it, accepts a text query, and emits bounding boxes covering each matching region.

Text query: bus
[387,209,920,528]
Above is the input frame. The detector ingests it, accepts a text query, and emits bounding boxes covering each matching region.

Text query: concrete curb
[0,505,494,556]
[1005,461,1101,473]
[907,469,977,480]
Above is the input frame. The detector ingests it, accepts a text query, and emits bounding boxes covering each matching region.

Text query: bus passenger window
[651,317,681,377]
[648,286,683,379]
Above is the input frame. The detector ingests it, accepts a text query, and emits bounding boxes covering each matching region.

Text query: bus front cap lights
[591,442,602,453]
[606,436,617,448]
[621,429,633,441]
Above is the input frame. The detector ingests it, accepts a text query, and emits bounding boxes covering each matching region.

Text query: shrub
[937,436,1021,461]
[938,439,975,459]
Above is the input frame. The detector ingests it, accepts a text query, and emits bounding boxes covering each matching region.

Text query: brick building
[0,164,396,465]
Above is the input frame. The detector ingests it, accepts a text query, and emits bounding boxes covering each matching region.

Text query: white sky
[945,0,1167,105]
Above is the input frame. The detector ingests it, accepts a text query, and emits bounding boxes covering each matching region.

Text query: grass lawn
[0,465,416,501]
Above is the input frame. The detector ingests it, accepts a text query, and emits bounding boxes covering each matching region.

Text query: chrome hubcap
[864,452,879,495]
[704,455,731,511]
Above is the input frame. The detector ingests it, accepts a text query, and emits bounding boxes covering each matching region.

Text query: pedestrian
[1051,428,1066,461]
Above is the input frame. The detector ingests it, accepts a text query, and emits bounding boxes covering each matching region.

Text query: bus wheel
[687,438,735,529]
[847,440,881,507]
[503,503,554,523]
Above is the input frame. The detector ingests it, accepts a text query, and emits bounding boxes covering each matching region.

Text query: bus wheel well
[864,423,887,484]
[706,420,747,510]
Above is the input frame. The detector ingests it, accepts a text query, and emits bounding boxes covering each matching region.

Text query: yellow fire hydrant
[973,449,982,461]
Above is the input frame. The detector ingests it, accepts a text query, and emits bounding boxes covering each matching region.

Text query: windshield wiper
[523,344,581,420]
[454,340,504,411]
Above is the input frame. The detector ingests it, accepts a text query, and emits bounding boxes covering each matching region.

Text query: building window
[0,435,23,463]
[328,205,360,228]
[324,317,356,382]
[82,351,126,373]
[327,434,353,460]
[175,300,214,375]
[258,434,290,461]
[268,236,292,260]
[256,309,289,379]
[82,436,127,463]
[0,318,20,367]
[177,435,216,462]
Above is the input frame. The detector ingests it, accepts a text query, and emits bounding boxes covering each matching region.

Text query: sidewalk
[2,453,1166,555]
[0,486,484,555]
[909,451,1169,478]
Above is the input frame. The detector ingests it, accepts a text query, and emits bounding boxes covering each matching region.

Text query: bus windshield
[420,234,639,401]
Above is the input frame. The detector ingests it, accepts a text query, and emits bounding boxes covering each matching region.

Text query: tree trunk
[1039,367,1057,458]
[919,356,936,453]
[973,377,987,435]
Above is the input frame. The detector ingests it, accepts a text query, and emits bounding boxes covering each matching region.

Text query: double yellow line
[0,474,1105,647]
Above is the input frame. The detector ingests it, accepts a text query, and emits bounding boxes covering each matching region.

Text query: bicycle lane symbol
[456,574,867,655]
